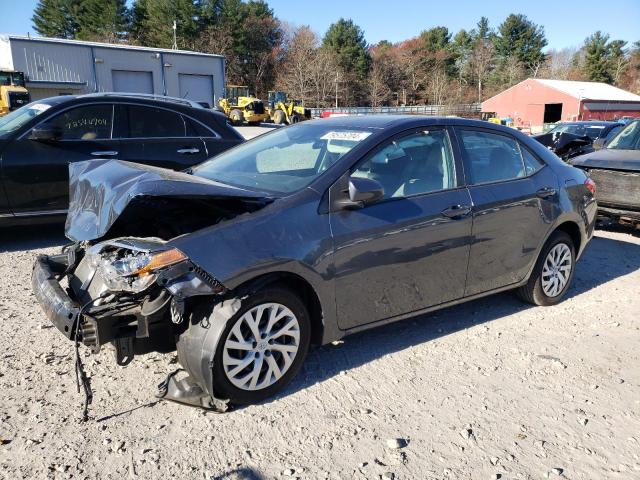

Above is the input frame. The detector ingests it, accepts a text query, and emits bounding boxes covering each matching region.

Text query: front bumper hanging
[32,253,80,340]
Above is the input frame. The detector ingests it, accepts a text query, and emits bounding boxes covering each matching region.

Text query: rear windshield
[607,121,640,150]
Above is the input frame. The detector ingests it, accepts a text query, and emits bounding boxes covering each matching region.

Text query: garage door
[112,70,154,94]
[179,74,214,107]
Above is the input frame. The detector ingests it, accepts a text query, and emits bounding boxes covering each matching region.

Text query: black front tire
[517,230,576,306]
[211,286,311,405]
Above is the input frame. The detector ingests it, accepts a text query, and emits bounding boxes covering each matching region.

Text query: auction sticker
[321,131,371,141]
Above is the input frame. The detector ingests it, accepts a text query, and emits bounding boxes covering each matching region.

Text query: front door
[454,127,559,296]
[115,104,208,170]
[330,127,473,329]
[1,103,117,214]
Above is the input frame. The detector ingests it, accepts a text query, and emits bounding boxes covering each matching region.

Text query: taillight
[584,177,596,195]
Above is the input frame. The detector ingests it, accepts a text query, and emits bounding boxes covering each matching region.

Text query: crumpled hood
[570,148,640,171]
[65,159,269,241]
[533,131,591,157]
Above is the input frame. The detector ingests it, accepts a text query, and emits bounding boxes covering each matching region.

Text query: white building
[0,35,225,107]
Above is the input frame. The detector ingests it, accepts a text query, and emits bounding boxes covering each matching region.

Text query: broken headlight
[93,248,187,294]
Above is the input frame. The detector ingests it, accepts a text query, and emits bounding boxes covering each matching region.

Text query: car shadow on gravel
[275,233,640,403]
[0,224,67,253]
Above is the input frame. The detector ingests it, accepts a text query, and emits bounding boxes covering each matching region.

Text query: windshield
[549,123,606,140]
[607,121,640,150]
[0,101,52,137]
[193,122,372,194]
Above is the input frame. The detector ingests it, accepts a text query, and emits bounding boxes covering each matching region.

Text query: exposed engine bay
[32,159,278,417]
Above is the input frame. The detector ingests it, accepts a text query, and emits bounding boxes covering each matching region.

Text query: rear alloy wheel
[212,287,310,404]
[273,109,286,125]
[517,231,576,306]
[230,109,243,126]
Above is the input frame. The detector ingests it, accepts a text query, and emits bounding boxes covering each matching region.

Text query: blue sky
[2,0,639,49]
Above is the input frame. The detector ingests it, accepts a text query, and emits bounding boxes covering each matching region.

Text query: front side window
[193,123,372,194]
[122,105,186,138]
[42,104,113,140]
[458,129,526,184]
[351,129,456,199]
[607,121,640,150]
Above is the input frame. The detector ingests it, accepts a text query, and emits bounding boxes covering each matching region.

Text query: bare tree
[469,38,494,102]
[308,48,340,107]
[368,58,391,107]
[276,25,318,103]
[539,48,579,79]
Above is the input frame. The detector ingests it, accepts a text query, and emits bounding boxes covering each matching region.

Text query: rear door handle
[441,204,472,218]
[177,147,200,154]
[91,151,118,157]
[536,187,557,198]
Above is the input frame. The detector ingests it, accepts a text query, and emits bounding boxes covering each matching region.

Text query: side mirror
[337,177,384,210]
[592,138,606,150]
[29,125,62,142]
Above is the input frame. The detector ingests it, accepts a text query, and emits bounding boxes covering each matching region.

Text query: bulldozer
[218,85,269,126]
[0,71,31,116]
[267,91,311,125]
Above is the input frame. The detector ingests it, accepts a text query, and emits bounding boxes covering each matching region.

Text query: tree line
[32,0,640,107]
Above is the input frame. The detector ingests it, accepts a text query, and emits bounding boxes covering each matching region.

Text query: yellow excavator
[218,85,269,126]
[267,91,311,125]
[0,71,31,116]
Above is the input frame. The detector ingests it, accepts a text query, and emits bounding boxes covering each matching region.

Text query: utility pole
[172,21,178,50]
[335,72,339,109]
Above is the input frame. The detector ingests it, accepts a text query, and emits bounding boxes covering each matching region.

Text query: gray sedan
[33,116,597,411]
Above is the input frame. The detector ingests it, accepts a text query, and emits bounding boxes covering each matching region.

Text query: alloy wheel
[222,302,300,391]
[541,243,572,297]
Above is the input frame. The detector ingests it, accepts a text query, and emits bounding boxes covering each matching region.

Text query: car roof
[35,92,205,110]
[313,114,497,129]
[556,120,621,126]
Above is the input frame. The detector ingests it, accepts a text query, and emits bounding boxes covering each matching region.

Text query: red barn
[482,78,640,132]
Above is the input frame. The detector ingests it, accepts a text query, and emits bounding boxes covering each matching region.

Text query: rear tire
[211,286,310,405]
[517,231,576,306]
[273,109,285,125]
[230,109,243,126]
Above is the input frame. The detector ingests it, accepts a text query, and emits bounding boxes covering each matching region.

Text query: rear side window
[520,145,544,175]
[121,105,186,138]
[185,116,216,137]
[458,129,525,184]
[42,104,113,140]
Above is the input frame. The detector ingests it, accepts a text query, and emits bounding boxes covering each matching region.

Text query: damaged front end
[32,159,275,414]
[533,131,593,161]
[33,237,226,364]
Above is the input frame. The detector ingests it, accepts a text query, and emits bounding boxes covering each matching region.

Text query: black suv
[0,93,243,225]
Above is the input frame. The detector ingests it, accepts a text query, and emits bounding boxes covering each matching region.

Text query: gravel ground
[0,225,638,480]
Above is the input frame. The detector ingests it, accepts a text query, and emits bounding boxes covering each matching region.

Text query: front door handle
[536,187,557,198]
[441,204,472,218]
[91,151,118,156]
[177,147,200,155]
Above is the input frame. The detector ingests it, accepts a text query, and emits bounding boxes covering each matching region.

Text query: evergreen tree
[494,14,547,73]
[583,31,613,83]
[322,18,371,81]
[130,0,198,48]
[76,0,129,42]
[32,0,79,39]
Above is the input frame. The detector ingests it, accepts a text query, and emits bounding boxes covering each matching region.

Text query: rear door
[454,127,559,296]
[1,103,118,214]
[115,104,208,170]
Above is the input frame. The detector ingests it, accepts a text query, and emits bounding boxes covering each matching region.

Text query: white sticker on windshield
[30,103,51,112]
[321,131,371,141]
